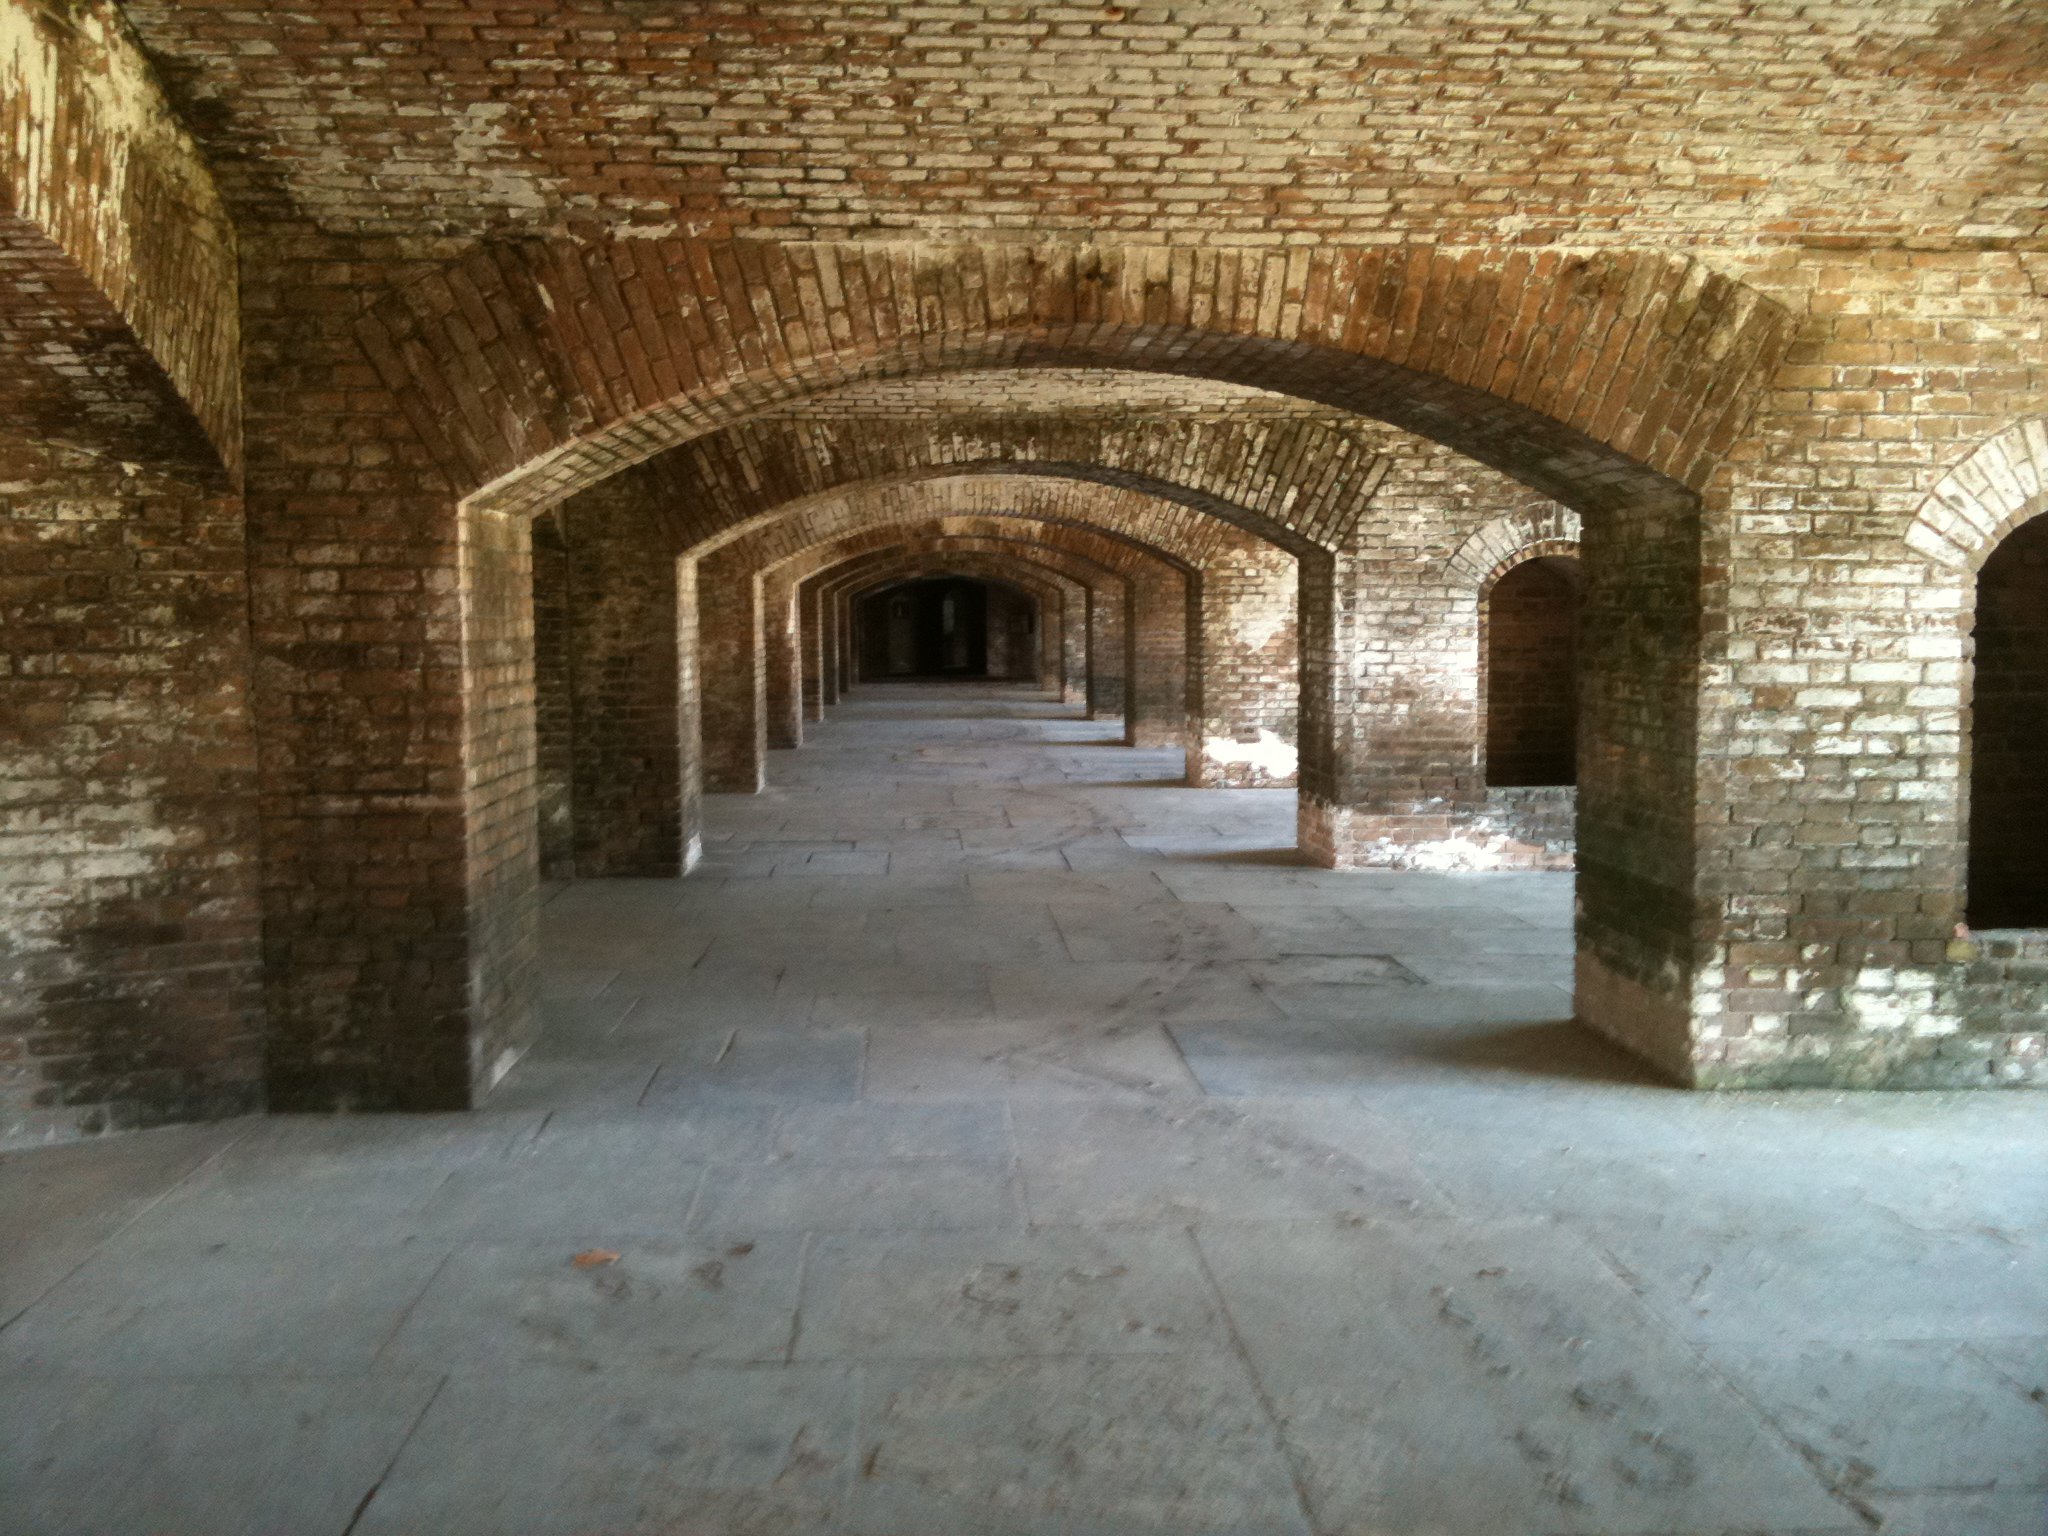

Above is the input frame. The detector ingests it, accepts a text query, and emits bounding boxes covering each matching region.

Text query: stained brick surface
[5,0,2046,1138]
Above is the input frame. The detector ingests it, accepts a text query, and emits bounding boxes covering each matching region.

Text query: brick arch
[631,412,1389,555]
[801,529,1139,598]
[1446,504,1585,590]
[713,473,1236,574]
[1,0,240,478]
[698,497,1210,781]
[1904,420,2048,573]
[359,240,1790,520]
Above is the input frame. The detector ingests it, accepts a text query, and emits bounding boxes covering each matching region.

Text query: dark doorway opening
[1485,554,1581,788]
[1967,515,2048,929]
[859,578,990,678]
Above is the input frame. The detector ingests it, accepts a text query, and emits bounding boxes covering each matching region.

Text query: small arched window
[1485,554,1581,788]
[1967,515,2048,928]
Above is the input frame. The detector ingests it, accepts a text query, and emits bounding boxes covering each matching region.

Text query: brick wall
[0,444,263,1147]
[1680,254,2048,1088]
[1188,542,1301,787]
[1297,463,1582,871]
[243,233,496,1116]
[696,557,764,795]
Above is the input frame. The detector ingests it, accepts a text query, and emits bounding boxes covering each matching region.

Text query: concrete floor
[4,683,2046,1536]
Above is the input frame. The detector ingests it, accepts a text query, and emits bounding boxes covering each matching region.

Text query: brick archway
[1905,420,2048,573]
[1448,506,1586,591]
[698,495,1209,789]
[605,411,1389,557]
[360,241,1788,520]
[710,475,1299,782]
[838,559,1072,688]
[807,534,1134,717]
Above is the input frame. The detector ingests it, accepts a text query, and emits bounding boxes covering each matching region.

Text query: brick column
[698,552,766,793]
[1051,585,1080,704]
[1297,546,1484,865]
[800,582,826,719]
[762,574,803,750]
[556,479,686,878]
[1186,544,1299,787]
[1123,566,1185,748]
[249,248,527,1114]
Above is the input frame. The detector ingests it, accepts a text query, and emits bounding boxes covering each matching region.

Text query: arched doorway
[1484,554,1581,789]
[1968,515,2048,929]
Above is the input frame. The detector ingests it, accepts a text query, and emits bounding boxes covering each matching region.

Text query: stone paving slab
[4,685,2042,1535]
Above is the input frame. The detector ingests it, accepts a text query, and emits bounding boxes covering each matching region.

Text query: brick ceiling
[118,1,2048,248]
[751,370,1341,419]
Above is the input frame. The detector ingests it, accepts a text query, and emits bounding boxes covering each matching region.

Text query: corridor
[3,686,2045,1535]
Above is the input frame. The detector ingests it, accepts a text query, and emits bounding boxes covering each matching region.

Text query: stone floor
[4,683,2046,1536]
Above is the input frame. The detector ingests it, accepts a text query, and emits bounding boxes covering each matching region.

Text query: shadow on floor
[1405,1020,1670,1088]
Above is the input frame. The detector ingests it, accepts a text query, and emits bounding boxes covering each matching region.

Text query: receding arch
[849,569,1053,682]
[760,510,1184,750]
[622,408,1383,556]
[806,534,1127,715]
[358,240,1788,521]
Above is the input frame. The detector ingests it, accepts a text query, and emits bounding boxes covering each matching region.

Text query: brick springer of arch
[1,0,240,477]
[612,411,1391,556]
[1447,505,1585,591]
[357,240,1790,521]
[1904,420,2048,573]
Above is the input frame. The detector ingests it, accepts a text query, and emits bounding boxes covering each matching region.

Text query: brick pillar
[1125,568,1190,749]
[1086,580,1127,723]
[0,447,265,1146]
[1058,585,1087,706]
[1186,545,1300,787]
[836,587,855,689]
[1041,588,1068,694]
[800,581,827,719]
[558,479,686,878]
[530,515,576,880]
[1297,547,1485,866]
[698,553,765,793]
[249,250,528,1115]
[763,575,803,750]
[1572,493,1704,1085]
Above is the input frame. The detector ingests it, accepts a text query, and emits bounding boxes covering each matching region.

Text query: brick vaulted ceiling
[117,0,2048,249]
